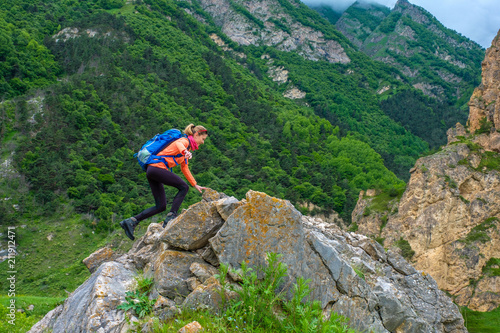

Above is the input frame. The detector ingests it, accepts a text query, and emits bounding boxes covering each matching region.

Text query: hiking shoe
[120,217,138,240]
[162,212,177,228]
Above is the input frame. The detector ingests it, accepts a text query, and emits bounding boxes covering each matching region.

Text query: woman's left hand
[184,150,193,159]
[194,185,207,193]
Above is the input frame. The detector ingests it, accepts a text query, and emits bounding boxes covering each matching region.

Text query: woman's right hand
[184,150,193,160]
[194,185,207,193]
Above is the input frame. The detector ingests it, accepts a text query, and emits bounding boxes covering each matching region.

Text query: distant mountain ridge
[313,0,483,105]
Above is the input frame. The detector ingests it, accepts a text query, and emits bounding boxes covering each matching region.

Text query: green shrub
[394,237,415,260]
[380,215,388,233]
[476,117,494,135]
[363,207,371,216]
[352,265,365,281]
[375,236,385,247]
[482,258,500,277]
[348,222,359,232]
[215,252,357,332]
[459,196,470,204]
[444,175,458,189]
[458,158,469,166]
[478,151,500,171]
[117,290,155,319]
[460,217,498,244]
[135,272,154,294]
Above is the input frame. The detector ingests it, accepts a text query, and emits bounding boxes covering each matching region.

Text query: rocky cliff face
[29,190,466,332]
[183,0,350,64]
[468,30,500,136]
[352,30,500,312]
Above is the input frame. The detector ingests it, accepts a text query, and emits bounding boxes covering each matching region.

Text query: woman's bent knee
[180,183,189,194]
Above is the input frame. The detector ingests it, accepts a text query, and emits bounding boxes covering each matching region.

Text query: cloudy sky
[302,0,500,48]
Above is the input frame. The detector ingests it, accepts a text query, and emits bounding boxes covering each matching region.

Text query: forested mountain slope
[0,0,483,227]
[1,0,406,230]
[312,0,484,149]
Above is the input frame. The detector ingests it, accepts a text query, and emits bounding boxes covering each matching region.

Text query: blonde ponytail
[184,124,196,136]
[184,124,208,136]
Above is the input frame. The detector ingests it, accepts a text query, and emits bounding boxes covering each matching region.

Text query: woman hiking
[120,124,209,240]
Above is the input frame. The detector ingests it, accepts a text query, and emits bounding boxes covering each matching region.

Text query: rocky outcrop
[28,260,137,333]
[352,126,500,311]
[468,30,500,135]
[189,0,350,64]
[30,189,466,333]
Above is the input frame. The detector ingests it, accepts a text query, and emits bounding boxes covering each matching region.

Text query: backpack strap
[149,153,184,172]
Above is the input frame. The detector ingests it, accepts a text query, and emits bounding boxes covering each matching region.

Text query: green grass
[0,215,139,297]
[478,151,500,171]
[461,306,500,333]
[107,3,136,15]
[347,222,358,232]
[367,185,406,214]
[0,295,65,333]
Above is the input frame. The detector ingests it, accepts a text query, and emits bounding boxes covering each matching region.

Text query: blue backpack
[134,129,188,171]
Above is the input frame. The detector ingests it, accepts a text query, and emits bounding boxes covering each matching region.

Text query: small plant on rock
[117,272,156,319]
[118,289,156,319]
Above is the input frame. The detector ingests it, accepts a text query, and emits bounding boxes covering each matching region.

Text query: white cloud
[301,0,500,48]
[302,0,360,12]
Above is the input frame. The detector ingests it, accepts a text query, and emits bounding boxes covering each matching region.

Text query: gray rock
[375,292,407,331]
[28,261,136,333]
[197,245,219,267]
[156,306,180,322]
[82,247,117,273]
[210,190,339,307]
[182,276,238,315]
[202,188,229,202]
[190,262,218,283]
[147,249,205,298]
[161,201,224,250]
[387,250,417,276]
[30,190,467,333]
[215,196,242,220]
[186,277,202,291]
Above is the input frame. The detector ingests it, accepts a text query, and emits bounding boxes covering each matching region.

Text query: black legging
[134,166,189,222]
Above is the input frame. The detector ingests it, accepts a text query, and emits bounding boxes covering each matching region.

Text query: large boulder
[82,247,117,273]
[209,190,340,307]
[28,260,136,333]
[147,249,206,298]
[182,276,238,314]
[161,201,224,250]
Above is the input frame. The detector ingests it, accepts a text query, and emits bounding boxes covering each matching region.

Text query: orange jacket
[149,137,197,186]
